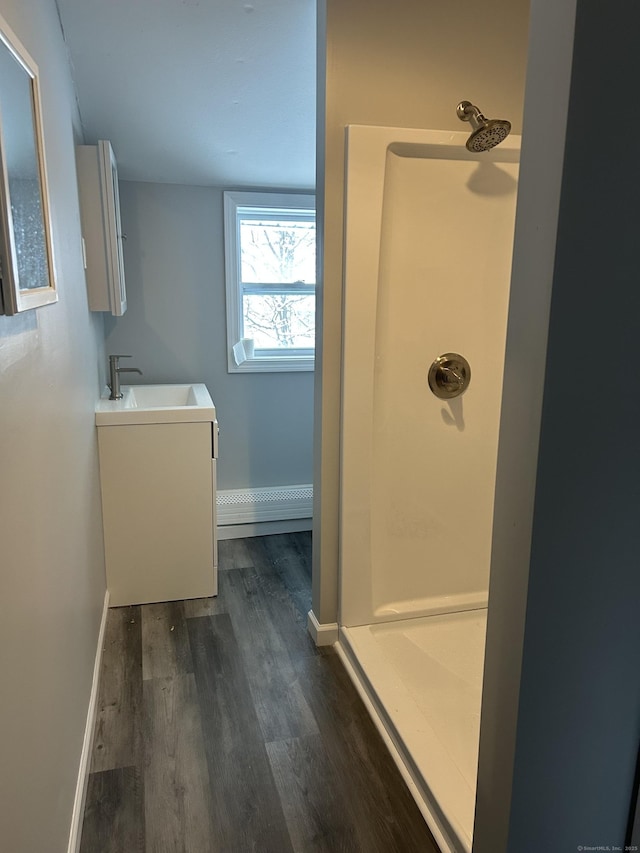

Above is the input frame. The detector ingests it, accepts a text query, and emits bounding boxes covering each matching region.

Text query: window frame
[223,190,316,373]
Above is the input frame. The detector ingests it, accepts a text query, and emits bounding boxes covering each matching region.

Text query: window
[223,190,316,373]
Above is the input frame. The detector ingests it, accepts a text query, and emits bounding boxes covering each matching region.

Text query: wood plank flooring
[80,532,439,853]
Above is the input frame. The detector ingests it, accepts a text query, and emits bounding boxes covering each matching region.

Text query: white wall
[314,0,531,623]
[0,0,107,850]
[104,181,315,490]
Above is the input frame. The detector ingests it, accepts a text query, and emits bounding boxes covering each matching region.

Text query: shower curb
[336,630,462,853]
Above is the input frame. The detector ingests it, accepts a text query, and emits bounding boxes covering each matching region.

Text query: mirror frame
[0,13,57,314]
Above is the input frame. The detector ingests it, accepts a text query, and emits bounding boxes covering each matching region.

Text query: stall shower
[337,121,519,853]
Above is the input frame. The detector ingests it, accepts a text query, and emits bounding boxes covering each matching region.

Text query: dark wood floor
[80,532,439,853]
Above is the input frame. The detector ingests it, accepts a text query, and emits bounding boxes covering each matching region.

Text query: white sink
[96,383,216,425]
[127,384,199,408]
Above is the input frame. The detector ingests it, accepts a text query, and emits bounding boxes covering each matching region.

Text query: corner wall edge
[307,609,339,646]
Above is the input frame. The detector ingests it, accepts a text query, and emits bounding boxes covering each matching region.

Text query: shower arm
[456,101,486,132]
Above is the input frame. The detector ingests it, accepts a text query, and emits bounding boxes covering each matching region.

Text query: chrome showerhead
[456,100,511,152]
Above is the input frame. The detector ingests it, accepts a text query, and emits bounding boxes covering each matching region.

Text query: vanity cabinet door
[97,421,215,606]
[76,140,127,315]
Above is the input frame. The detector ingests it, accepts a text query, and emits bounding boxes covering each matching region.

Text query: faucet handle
[109,354,132,361]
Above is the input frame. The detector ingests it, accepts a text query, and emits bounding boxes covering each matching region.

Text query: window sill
[227,354,315,374]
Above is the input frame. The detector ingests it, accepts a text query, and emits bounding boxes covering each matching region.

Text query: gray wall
[0,0,107,849]
[313,0,532,623]
[507,0,640,846]
[473,0,578,847]
[104,181,314,490]
[476,0,640,848]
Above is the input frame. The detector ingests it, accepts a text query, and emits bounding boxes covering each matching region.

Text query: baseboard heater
[216,483,313,526]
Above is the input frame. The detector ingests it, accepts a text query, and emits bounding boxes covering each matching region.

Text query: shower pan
[337,125,520,853]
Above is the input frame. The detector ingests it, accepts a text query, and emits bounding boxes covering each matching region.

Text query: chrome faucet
[108,354,143,400]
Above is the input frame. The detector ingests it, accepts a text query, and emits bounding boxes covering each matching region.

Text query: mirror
[0,15,57,314]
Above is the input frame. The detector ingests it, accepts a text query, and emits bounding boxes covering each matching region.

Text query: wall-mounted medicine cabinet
[76,140,126,316]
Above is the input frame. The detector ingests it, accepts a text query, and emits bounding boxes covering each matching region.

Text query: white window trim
[223,190,316,374]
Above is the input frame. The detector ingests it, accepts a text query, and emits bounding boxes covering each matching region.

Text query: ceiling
[56,0,316,189]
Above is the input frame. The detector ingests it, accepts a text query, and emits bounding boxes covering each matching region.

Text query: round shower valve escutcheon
[428,353,471,399]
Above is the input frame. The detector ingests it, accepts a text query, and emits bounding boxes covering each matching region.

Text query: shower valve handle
[440,365,463,385]
[428,353,471,399]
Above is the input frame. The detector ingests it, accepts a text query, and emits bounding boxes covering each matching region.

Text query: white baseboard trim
[67,590,110,853]
[307,609,339,646]
[218,517,312,540]
[217,483,312,526]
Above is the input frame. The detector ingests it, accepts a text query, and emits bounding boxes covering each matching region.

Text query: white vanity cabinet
[76,140,127,315]
[97,416,218,607]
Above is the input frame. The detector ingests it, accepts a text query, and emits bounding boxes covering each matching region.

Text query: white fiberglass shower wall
[341,125,519,626]
[338,125,519,852]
